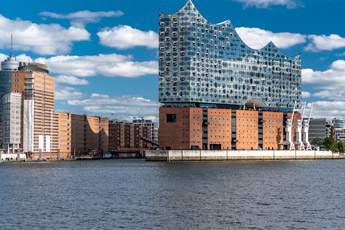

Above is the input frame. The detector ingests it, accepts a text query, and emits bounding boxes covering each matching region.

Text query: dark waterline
[0,159,345,229]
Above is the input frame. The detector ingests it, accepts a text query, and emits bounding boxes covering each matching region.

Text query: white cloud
[308,101,345,121]
[305,34,345,52]
[0,14,90,55]
[15,54,33,62]
[0,53,33,62]
[35,54,158,78]
[67,94,160,116]
[97,25,158,49]
[302,91,311,98]
[55,75,89,85]
[0,53,8,62]
[312,90,345,100]
[236,27,306,49]
[302,60,345,92]
[55,86,84,101]
[39,10,124,27]
[234,0,300,8]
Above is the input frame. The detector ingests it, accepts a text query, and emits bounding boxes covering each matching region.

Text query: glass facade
[158,0,301,109]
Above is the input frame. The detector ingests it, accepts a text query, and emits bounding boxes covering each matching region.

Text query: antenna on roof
[10,34,13,57]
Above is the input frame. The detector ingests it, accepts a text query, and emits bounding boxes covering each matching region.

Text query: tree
[337,140,345,153]
[323,137,336,151]
[311,138,324,147]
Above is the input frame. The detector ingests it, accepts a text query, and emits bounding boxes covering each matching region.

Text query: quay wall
[0,154,26,161]
[146,150,344,161]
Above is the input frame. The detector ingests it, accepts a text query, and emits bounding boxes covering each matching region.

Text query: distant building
[132,118,159,143]
[1,92,21,153]
[332,118,344,129]
[335,129,345,142]
[108,119,152,156]
[308,118,335,142]
[0,50,19,145]
[56,112,109,158]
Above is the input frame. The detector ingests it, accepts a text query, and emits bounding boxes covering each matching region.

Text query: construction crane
[295,102,306,150]
[302,103,313,150]
[284,101,296,150]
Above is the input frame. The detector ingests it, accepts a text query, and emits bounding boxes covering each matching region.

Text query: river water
[0,159,344,229]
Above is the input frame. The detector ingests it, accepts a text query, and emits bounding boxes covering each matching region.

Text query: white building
[1,92,21,153]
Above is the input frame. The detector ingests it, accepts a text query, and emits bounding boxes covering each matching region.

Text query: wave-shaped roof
[160,0,300,60]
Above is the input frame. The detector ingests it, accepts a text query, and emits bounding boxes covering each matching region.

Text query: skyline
[0,0,345,121]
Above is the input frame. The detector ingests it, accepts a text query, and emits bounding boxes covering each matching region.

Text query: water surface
[0,159,344,229]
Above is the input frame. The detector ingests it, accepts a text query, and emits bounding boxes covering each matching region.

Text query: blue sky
[1,0,345,121]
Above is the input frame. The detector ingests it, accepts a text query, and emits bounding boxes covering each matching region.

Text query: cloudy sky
[0,0,344,121]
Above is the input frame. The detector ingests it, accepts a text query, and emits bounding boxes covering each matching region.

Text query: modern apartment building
[13,65,57,155]
[158,0,302,150]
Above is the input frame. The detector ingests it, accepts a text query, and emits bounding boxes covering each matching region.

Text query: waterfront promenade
[146,149,345,161]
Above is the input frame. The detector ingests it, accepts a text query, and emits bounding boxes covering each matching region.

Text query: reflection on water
[0,159,345,229]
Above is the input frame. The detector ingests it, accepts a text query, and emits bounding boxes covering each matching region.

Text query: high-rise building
[13,64,57,155]
[159,0,301,108]
[158,0,302,150]
[0,53,19,121]
[0,36,19,121]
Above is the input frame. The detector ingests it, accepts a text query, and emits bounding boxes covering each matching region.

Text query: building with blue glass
[159,0,301,109]
[0,53,19,118]
[158,0,304,151]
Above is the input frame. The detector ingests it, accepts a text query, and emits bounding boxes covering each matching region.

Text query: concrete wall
[146,150,343,161]
[0,153,26,161]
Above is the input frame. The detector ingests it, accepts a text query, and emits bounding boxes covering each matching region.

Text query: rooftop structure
[158,0,301,109]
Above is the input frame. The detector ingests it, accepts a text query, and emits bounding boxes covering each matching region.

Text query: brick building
[56,112,109,157]
[159,107,301,150]
[108,119,152,157]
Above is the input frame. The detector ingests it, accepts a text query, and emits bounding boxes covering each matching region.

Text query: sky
[1,0,345,122]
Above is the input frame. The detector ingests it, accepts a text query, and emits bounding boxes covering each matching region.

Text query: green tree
[337,140,345,153]
[323,137,336,151]
[311,137,324,147]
